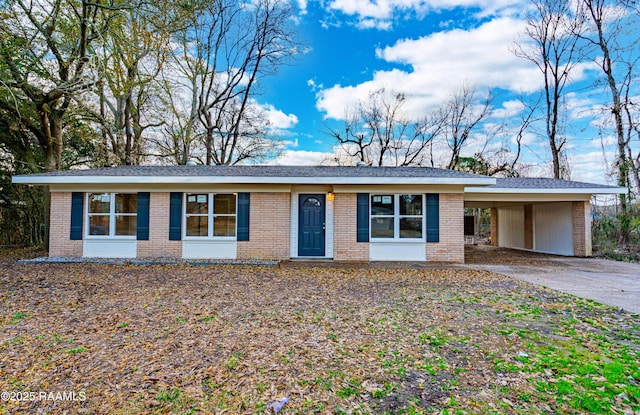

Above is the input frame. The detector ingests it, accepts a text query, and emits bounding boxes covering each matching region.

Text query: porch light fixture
[327,192,335,202]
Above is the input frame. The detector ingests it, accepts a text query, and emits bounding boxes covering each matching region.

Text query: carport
[464,178,625,257]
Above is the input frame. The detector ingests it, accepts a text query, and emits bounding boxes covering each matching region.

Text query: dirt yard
[1,249,638,414]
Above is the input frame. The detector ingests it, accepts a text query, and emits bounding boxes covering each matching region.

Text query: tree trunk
[584,0,630,243]
[206,128,214,165]
[550,141,561,179]
[38,101,64,251]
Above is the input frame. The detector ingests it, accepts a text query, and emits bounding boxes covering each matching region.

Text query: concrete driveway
[464,246,640,313]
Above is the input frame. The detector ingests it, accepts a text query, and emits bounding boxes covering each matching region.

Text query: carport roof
[465,177,626,194]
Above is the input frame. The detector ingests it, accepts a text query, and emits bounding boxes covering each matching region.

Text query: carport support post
[490,208,498,246]
[524,205,533,250]
[572,201,592,257]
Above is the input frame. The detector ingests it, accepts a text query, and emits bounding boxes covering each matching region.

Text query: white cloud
[317,17,541,119]
[270,150,334,165]
[568,150,618,185]
[263,104,299,129]
[297,0,308,14]
[586,135,616,148]
[516,131,540,147]
[325,0,528,28]
[283,138,300,148]
[357,18,393,30]
[307,78,323,92]
[327,0,395,20]
[492,99,526,118]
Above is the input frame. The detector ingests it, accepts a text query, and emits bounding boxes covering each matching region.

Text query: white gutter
[464,186,627,194]
[12,175,497,186]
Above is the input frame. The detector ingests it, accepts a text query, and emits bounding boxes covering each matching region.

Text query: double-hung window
[184,193,237,238]
[371,194,424,240]
[87,193,137,237]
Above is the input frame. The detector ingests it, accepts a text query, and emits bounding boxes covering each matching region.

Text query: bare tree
[512,0,587,179]
[170,0,295,165]
[622,90,640,192]
[153,68,202,165]
[578,0,640,241]
[508,96,541,176]
[325,89,445,166]
[81,4,173,166]
[440,85,492,170]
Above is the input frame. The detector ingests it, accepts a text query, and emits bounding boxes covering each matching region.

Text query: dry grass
[1,249,638,414]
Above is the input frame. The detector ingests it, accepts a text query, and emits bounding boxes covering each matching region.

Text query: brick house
[12,166,624,262]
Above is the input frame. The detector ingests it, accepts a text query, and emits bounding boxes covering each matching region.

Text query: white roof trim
[464,186,627,194]
[12,175,497,186]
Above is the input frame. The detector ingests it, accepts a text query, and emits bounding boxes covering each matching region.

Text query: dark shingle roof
[21,165,487,179]
[13,166,624,193]
[492,177,619,190]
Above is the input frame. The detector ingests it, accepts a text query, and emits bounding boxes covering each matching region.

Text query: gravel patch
[16,256,280,266]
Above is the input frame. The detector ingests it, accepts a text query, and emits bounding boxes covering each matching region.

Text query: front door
[298,194,326,256]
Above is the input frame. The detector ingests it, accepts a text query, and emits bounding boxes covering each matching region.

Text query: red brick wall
[237,192,291,260]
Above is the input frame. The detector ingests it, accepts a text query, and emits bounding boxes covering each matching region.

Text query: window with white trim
[371,194,424,240]
[184,193,236,238]
[87,193,137,237]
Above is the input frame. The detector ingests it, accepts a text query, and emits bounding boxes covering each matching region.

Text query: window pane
[116,193,137,213]
[400,218,422,238]
[89,216,110,235]
[115,216,137,236]
[186,216,208,236]
[186,194,208,214]
[371,217,394,238]
[89,193,110,213]
[214,194,236,215]
[371,195,394,215]
[400,194,422,216]
[214,216,236,237]
[303,197,321,207]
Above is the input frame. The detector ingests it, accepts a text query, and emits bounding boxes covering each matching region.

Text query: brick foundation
[237,192,291,260]
[49,192,83,257]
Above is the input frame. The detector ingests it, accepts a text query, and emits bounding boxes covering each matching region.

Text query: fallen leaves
[0,250,638,414]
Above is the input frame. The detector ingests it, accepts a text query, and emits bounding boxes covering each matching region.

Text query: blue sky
[257,0,632,186]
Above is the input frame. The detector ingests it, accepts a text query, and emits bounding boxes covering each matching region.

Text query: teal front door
[298,194,325,256]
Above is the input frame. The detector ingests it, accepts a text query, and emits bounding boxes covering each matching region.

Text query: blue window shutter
[70,192,84,240]
[169,192,182,241]
[137,192,150,241]
[426,193,440,243]
[356,193,369,242]
[237,192,250,241]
